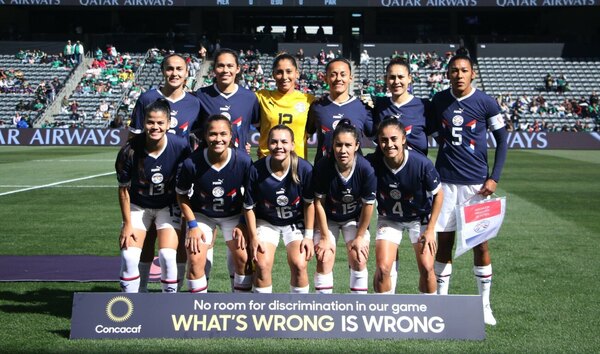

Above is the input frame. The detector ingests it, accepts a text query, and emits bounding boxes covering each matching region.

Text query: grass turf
[0,146,599,352]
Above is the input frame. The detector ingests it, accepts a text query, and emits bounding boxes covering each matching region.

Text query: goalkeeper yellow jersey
[256,89,315,159]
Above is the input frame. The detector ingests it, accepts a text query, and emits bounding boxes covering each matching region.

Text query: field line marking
[0,172,114,197]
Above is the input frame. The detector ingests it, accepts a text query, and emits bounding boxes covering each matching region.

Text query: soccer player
[374,57,434,156]
[244,125,315,293]
[312,119,376,294]
[129,53,201,292]
[176,115,253,293]
[195,48,259,152]
[194,48,259,289]
[367,118,442,295]
[432,54,508,326]
[256,53,314,159]
[116,99,190,293]
[306,58,373,164]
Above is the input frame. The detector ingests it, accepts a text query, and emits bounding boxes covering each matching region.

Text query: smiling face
[162,55,188,91]
[378,124,406,163]
[272,58,298,94]
[144,110,170,143]
[448,58,475,98]
[326,60,352,100]
[386,63,412,100]
[213,52,240,91]
[205,118,232,155]
[268,128,295,162]
[333,131,359,168]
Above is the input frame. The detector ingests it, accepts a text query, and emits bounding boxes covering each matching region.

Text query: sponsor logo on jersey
[151,165,162,172]
[212,178,224,185]
[220,105,231,111]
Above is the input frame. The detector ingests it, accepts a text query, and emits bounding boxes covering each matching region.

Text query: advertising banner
[70,293,486,340]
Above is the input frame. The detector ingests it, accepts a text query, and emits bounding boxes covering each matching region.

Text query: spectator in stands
[544,73,554,92]
[556,74,569,93]
[15,99,29,111]
[574,119,584,132]
[326,50,335,61]
[64,40,74,66]
[16,116,29,128]
[590,91,599,105]
[360,50,370,65]
[296,48,305,61]
[74,41,84,65]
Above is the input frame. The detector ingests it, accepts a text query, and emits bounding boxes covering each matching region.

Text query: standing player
[195,48,259,289]
[176,115,253,293]
[195,48,259,151]
[432,54,508,326]
[312,119,376,294]
[244,125,315,293]
[374,58,434,156]
[256,53,314,159]
[307,58,373,165]
[129,53,201,292]
[116,99,190,293]
[367,119,442,295]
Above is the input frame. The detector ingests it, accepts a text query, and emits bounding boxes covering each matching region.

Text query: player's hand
[315,237,334,263]
[250,238,265,262]
[185,227,205,255]
[119,223,136,249]
[300,238,314,261]
[233,224,248,250]
[350,236,369,263]
[419,229,437,256]
[478,179,497,197]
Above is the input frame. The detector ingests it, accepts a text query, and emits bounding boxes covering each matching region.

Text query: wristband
[304,229,314,240]
[187,220,199,229]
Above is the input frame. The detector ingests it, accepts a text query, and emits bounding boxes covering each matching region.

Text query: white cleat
[483,304,497,326]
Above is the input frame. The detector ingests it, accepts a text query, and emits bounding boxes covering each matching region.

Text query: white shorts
[256,219,304,247]
[436,183,485,232]
[314,219,371,249]
[376,218,425,245]
[193,212,240,243]
[130,203,181,231]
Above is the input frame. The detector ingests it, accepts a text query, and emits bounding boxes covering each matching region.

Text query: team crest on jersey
[276,195,289,206]
[212,186,225,197]
[221,112,232,120]
[295,102,307,113]
[151,173,164,184]
[452,115,463,126]
[342,194,354,203]
[170,117,179,129]
[389,189,402,200]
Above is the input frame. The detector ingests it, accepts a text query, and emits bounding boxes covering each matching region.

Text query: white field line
[0,185,114,188]
[0,172,115,197]
[31,159,114,162]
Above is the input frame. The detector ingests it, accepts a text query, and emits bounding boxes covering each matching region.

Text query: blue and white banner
[70,293,485,340]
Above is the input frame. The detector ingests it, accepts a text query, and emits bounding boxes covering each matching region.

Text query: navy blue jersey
[176,148,252,218]
[244,156,314,226]
[307,95,373,163]
[366,150,441,223]
[129,89,201,138]
[374,95,434,156]
[432,88,505,184]
[116,135,190,209]
[195,84,260,150]
[312,154,376,223]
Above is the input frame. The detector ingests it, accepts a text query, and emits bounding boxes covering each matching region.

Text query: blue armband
[187,220,199,229]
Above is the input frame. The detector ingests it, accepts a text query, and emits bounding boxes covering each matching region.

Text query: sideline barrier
[70,293,485,340]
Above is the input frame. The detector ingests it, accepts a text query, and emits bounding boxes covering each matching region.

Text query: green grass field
[1,146,599,353]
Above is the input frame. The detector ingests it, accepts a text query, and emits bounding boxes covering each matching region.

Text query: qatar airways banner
[0,0,598,7]
[70,293,485,340]
[1,129,600,149]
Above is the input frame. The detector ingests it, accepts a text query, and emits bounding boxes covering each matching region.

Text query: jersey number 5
[451,127,463,145]
[278,113,293,125]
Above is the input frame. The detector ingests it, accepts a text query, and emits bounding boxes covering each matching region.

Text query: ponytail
[290,150,300,185]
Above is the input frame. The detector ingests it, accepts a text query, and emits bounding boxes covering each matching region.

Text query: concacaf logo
[105,296,134,323]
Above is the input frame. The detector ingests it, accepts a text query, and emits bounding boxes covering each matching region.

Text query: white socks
[158,248,178,293]
[350,269,368,294]
[435,261,452,295]
[290,285,310,294]
[120,247,142,293]
[474,264,493,306]
[253,285,273,293]
[188,275,208,293]
[233,273,252,293]
[314,272,334,294]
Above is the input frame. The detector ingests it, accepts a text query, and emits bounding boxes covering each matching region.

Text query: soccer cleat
[483,304,497,326]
